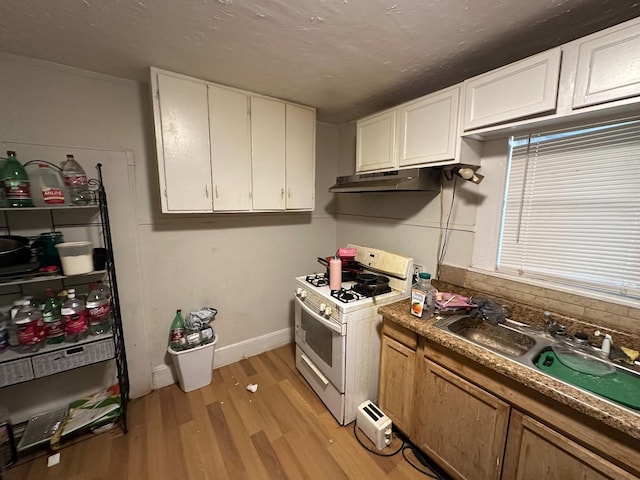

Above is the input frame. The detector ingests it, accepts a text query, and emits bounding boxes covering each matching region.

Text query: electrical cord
[352,422,404,456]
[352,424,450,478]
[401,445,449,479]
[436,175,458,278]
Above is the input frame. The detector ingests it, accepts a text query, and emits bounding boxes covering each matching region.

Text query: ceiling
[1,1,639,124]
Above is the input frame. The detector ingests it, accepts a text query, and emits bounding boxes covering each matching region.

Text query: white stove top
[295,244,414,316]
[295,275,405,315]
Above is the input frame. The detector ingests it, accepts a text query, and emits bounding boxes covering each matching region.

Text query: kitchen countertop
[379,298,640,441]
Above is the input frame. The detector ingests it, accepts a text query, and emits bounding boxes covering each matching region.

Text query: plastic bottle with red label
[61,154,91,205]
[13,300,45,353]
[62,289,89,342]
[26,163,68,207]
[86,283,112,335]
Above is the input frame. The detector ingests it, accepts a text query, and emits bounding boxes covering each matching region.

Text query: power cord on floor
[352,423,449,479]
[401,445,449,480]
[352,422,404,456]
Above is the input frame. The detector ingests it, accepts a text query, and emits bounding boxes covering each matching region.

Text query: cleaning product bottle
[410,272,437,318]
[1,151,33,208]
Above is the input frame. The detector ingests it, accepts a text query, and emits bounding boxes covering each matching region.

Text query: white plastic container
[26,163,69,207]
[167,335,217,392]
[55,241,93,275]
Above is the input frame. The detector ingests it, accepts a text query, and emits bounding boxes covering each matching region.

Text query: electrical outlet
[413,264,423,277]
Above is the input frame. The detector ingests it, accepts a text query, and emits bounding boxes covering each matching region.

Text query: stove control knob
[319,303,326,313]
[295,288,303,296]
[300,290,307,299]
[325,306,333,316]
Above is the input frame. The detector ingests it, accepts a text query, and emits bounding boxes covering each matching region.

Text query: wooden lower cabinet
[503,411,636,480]
[378,324,640,480]
[413,357,510,480]
[378,335,415,433]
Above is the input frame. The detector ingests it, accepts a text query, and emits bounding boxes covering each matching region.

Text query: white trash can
[167,335,217,392]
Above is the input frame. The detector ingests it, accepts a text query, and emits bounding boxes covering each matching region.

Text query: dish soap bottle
[410,272,437,318]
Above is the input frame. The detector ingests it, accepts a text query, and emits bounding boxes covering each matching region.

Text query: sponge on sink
[610,345,639,365]
[621,346,640,362]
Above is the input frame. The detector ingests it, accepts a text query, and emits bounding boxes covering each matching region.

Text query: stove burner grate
[305,273,329,287]
[330,287,366,303]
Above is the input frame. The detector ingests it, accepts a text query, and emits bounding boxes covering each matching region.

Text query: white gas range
[294,244,413,425]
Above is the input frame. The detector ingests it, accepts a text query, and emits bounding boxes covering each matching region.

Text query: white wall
[334,123,481,275]
[0,54,339,408]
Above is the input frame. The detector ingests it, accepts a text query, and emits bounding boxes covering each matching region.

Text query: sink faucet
[544,311,566,336]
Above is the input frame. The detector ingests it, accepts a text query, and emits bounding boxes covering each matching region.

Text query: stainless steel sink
[434,315,552,362]
[434,314,640,411]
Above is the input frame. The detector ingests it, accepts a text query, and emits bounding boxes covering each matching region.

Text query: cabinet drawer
[32,339,115,378]
[0,357,34,387]
[383,318,417,350]
[463,48,561,130]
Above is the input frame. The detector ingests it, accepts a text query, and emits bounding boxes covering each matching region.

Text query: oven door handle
[297,298,344,335]
[300,353,330,386]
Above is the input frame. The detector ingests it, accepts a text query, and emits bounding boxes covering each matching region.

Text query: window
[498,117,640,299]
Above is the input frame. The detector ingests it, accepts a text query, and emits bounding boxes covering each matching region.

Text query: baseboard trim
[151,327,293,390]
[151,364,174,390]
[214,327,293,368]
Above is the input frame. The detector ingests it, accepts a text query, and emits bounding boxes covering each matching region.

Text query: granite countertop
[379,298,640,441]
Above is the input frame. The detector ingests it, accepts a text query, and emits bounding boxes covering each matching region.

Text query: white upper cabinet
[356,85,466,173]
[153,71,213,213]
[250,99,316,210]
[208,84,252,211]
[463,48,562,130]
[285,104,316,210]
[572,22,640,109]
[151,67,315,213]
[251,97,286,210]
[356,109,397,172]
[397,86,460,167]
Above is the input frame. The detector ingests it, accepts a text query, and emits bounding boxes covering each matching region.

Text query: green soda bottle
[2,151,33,207]
[43,288,65,344]
[169,309,185,351]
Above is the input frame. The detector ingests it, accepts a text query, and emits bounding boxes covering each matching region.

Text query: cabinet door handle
[215,186,219,199]
[281,188,285,199]
[287,188,291,199]
[205,185,209,199]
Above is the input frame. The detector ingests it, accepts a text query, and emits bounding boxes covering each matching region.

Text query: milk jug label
[42,187,65,204]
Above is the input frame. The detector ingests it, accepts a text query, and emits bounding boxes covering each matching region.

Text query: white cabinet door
[463,48,561,130]
[397,86,460,167]
[572,23,640,109]
[285,104,315,210]
[154,72,213,213]
[356,109,397,172]
[251,97,286,210]
[208,85,252,211]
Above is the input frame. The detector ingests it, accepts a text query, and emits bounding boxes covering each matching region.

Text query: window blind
[499,117,640,299]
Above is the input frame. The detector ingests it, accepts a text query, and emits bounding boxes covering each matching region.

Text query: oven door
[294,296,346,392]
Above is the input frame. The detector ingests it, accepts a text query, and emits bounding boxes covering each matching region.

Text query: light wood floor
[5,343,437,480]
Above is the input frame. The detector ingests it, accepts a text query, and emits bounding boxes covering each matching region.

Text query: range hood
[329,168,441,193]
